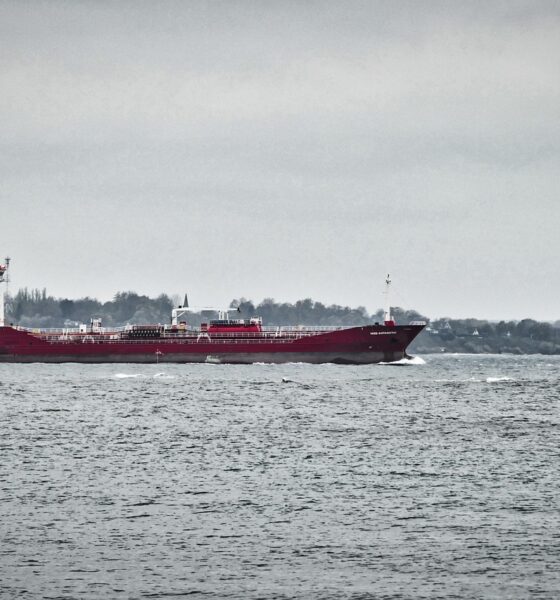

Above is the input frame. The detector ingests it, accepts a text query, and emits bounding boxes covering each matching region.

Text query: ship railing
[31,324,366,344]
[38,329,347,345]
[20,324,351,337]
[29,329,128,343]
[20,325,130,336]
[161,326,345,337]
[41,337,338,346]
[261,325,345,332]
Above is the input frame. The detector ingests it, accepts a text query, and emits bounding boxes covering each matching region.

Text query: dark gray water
[1,355,559,599]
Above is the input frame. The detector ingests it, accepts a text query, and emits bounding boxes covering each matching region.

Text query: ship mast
[0,257,10,327]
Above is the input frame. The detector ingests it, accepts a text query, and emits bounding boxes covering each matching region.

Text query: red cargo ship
[0,268,425,364]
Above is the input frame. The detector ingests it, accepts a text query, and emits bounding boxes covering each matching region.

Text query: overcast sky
[1,0,559,320]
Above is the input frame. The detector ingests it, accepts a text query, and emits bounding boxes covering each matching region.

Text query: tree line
[6,288,174,329]
[411,317,560,355]
[4,288,426,329]
[4,288,560,354]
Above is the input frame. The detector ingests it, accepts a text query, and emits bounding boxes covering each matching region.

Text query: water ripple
[1,355,559,598]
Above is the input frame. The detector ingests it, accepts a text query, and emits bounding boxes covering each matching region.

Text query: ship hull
[0,324,424,364]
[0,351,402,365]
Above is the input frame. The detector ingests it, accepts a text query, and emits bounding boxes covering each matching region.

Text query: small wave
[281,377,313,389]
[444,353,506,357]
[436,377,517,385]
[153,372,174,379]
[436,377,481,383]
[486,376,513,383]
[114,373,143,379]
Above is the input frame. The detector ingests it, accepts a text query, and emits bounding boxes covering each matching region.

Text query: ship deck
[17,325,352,345]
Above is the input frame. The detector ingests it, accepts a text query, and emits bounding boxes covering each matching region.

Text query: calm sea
[1,355,559,599]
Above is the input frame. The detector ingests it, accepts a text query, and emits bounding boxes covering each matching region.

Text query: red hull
[0,324,424,364]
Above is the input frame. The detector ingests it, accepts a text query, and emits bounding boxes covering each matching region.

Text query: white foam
[486,376,513,383]
[113,373,143,379]
[380,356,426,366]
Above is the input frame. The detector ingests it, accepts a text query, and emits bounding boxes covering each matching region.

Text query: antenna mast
[383,273,395,326]
[0,257,10,327]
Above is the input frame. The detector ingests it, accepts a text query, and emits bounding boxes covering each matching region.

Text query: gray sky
[1,0,559,320]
